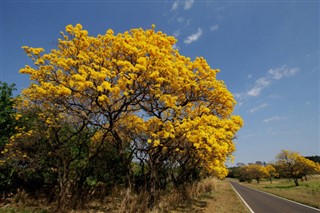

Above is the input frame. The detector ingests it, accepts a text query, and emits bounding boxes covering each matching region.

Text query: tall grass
[0,178,250,212]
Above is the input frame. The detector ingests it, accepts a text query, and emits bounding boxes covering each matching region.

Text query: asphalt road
[230,181,320,213]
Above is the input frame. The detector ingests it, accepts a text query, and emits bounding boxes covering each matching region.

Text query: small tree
[238,164,267,184]
[265,164,277,183]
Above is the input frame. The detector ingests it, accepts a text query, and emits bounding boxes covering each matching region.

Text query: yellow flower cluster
[18,23,243,178]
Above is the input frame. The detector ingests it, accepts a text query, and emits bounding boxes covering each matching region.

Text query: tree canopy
[1,24,243,210]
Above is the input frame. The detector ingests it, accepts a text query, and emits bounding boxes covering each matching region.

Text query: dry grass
[155,178,217,212]
[0,178,250,213]
[241,175,320,209]
[202,179,250,213]
[155,178,249,213]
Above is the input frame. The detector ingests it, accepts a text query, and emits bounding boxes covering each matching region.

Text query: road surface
[230,181,320,213]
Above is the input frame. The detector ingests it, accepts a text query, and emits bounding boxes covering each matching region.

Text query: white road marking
[246,184,320,212]
[229,182,255,213]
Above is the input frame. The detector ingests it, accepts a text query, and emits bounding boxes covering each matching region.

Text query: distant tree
[255,161,262,165]
[264,164,277,183]
[236,162,246,167]
[248,164,267,184]
[227,166,241,178]
[238,164,267,184]
[276,150,320,186]
[305,156,320,164]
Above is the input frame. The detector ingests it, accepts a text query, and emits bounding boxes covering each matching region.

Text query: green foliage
[0,81,16,150]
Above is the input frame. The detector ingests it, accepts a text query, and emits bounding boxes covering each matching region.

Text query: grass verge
[201,179,250,213]
[153,178,249,212]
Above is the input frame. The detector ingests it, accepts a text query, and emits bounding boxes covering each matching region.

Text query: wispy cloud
[210,24,219,32]
[184,0,194,10]
[247,77,271,97]
[267,127,292,135]
[184,28,203,44]
[263,116,285,123]
[171,0,194,11]
[268,65,299,80]
[248,103,268,113]
[171,1,179,10]
[177,17,185,23]
[246,65,299,97]
[172,43,179,50]
[305,100,311,105]
[173,30,180,38]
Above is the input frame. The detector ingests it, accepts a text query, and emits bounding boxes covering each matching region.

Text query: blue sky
[1,0,319,164]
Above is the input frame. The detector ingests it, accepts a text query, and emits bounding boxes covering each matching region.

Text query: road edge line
[229,182,255,213]
[243,184,320,212]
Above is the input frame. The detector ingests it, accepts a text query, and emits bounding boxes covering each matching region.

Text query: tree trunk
[148,160,157,209]
[56,160,71,212]
[57,180,70,212]
[71,178,85,210]
[294,178,299,186]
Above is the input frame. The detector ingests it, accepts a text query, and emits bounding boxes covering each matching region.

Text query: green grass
[241,175,320,209]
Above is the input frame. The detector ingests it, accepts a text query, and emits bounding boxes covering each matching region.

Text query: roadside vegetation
[229,150,320,186]
[0,178,249,213]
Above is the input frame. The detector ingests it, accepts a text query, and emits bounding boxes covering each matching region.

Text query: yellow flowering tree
[265,164,278,183]
[5,24,243,209]
[276,150,320,186]
[238,164,267,183]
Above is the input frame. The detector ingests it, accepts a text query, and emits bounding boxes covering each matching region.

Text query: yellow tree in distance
[7,24,243,208]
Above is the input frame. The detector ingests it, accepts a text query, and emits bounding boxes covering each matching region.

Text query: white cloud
[234,93,243,99]
[171,1,179,10]
[210,24,219,31]
[247,87,262,97]
[248,103,268,113]
[268,65,299,80]
[234,92,246,106]
[247,77,271,97]
[267,128,291,135]
[246,65,299,97]
[184,28,203,44]
[177,17,185,23]
[263,116,285,123]
[173,30,180,38]
[172,43,179,50]
[184,0,194,10]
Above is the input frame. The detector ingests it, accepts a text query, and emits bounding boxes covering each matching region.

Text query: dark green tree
[0,81,17,151]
